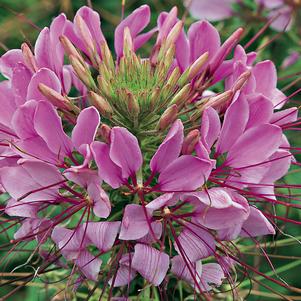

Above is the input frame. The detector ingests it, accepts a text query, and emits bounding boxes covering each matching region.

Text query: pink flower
[91,120,212,192]
[256,0,294,31]
[184,0,236,22]
[0,4,298,298]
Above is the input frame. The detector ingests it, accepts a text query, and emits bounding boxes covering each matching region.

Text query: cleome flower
[0,3,300,300]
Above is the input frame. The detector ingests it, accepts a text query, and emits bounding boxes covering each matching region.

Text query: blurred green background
[0,0,301,300]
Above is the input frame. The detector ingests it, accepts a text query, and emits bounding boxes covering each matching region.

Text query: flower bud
[21,43,38,72]
[100,124,111,143]
[70,55,95,89]
[38,83,79,113]
[210,28,244,74]
[126,90,140,116]
[89,91,113,117]
[182,130,200,155]
[231,70,251,93]
[123,27,134,56]
[188,52,209,81]
[74,14,95,52]
[203,90,234,112]
[157,104,178,130]
[100,42,114,70]
[150,87,161,109]
[169,84,191,107]
[59,35,83,63]
[166,20,183,49]
[166,67,181,87]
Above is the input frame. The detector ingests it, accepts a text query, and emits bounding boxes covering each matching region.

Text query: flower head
[0,3,299,300]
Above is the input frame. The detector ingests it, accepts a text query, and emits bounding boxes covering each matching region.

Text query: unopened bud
[89,91,113,117]
[188,52,209,81]
[100,42,114,70]
[21,43,38,72]
[182,130,200,155]
[60,35,83,63]
[74,14,94,52]
[70,55,94,89]
[170,84,191,106]
[150,87,161,109]
[166,67,181,87]
[100,124,111,143]
[232,70,251,93]
[210,28,244,74]
[126,90,140,116]
[158,104,178,130]
[38,83,79,113]
[97,75,112,97]
[123,27,134,56]
[166,20,183,49]
[204,90,234,111]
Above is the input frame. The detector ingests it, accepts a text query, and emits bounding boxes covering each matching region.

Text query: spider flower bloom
[184,0,236,22]
[0,4,300,300]
[256,0,298,31]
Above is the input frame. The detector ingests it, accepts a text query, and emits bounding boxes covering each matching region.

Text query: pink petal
[87,183,111,218]
[175,224,215,261]
[226,124,282,168]
[146,193,176,211]
[14,218,40,240]
[188,21,220,63]
[12,100,37,139]
[200,263,225,291]
[171,255,195,283]
[138,221,162,244]
[158,156,212,192]
[150,120,184,174]
[0,82,17,127]
[91,141,123,188]
[216,95,249,155]
[188,188,250,230]
[268,6,293,32]
[246,95,273,128]
[75,250,102,281]
[132,244,169,286]
[27,68,61,101]
[72,107,100,150]
[240,207,275,237]
[1,160,63,203]
[119,204,152,240]
[271,107,298,126]
[253,60,286,108]
[51,226,88,260]
[186,0,234,21]
[109,253,137,287]
[34,101,72,158]
[35,28,52,69]
[64,168,100,188]
[12,63,32,106]
[5,198,39,218]
[115,5,151,58]
[85,221,120,252]
[110,127,142,179]
[200,107,221,152]
[0,49,24,78]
